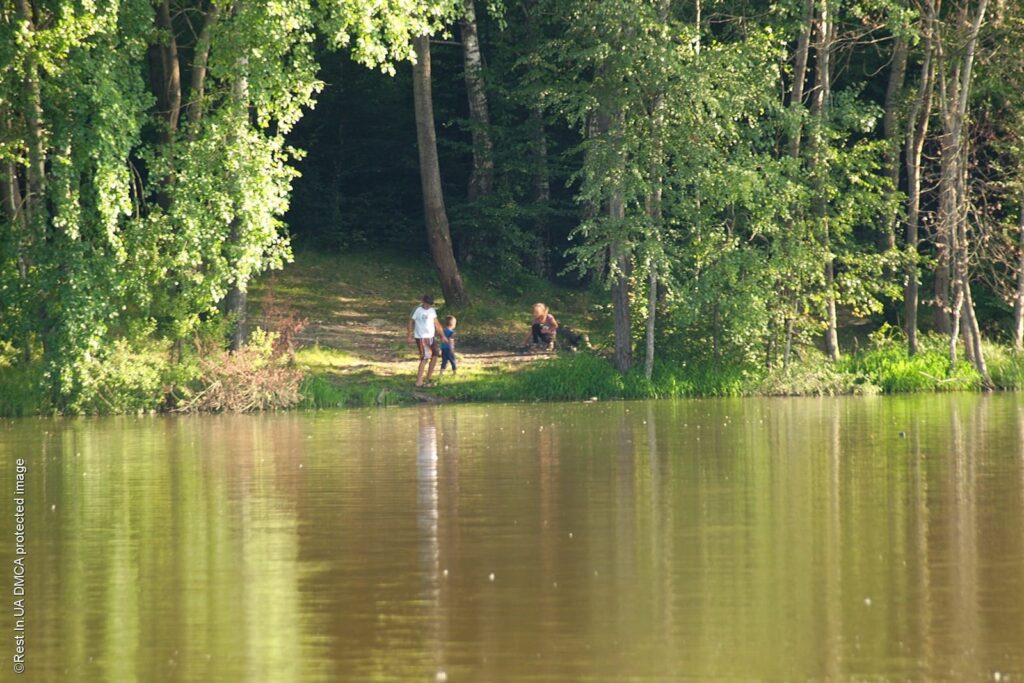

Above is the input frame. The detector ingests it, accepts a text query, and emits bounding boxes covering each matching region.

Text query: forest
[2,0,1024,413]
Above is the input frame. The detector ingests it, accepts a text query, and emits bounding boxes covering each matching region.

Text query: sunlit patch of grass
[294,344,366,370]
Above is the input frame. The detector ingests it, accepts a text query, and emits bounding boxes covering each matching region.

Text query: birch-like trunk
[1013,194,1024,351]
[937,0,990,383]
[810,0,839,361]
[882,36,909,252]
[461,0,494,201]
[413,34,470,307]
[904,22,934,356]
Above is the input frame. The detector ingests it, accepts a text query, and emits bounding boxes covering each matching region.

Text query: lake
[2,395,1023,681]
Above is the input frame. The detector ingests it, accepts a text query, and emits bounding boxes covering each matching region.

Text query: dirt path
[292,319,556,377]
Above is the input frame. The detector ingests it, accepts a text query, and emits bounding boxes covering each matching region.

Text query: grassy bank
[296,334,1024,410]
[3,250,1024,416]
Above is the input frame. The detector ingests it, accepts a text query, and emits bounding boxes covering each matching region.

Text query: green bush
[72,339,173,414]
[757,357,877,396]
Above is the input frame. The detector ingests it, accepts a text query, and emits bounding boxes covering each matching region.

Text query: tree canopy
[2,0,1024,409]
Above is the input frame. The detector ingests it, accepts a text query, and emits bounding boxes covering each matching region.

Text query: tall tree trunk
[936,123,956,336]
[610,232,632,373]
[13,0,46,239]
[782,0,814,364]
[882,36,909,252]
[644,163,662,380]
[461,0,494,201]
[529,107,551,276]
[413,34,470,307]
[594,93,632,373]
[186,2,220,133]
[645,268,656,379]
[1011,190,1024,350]
[937,0,990,382]
[225,49,250,351]
[811,0,839,361]
[149,0,182,141]
[788,0,814,157]
[904,25,934,356]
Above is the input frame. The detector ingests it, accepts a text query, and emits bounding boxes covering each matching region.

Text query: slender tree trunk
[186,2,220,133]
[937,0,990,382]
[594,94,632,373]
[225,49,250,351]
[882,36,909,252]
[413,34,469,307]
[529,107,551,276]
[645,269,657,379]
[0,109,26,248]
[14,0,45,239]
[788,0,814,158]
[610,234,632,373]
[780,0,813,369]
[810,0,839,361]
[1013,193,1024,351]
[644,0,667,381]
[644,174,662,380]
[936,125,956,335]
[783,315,795,369]
[904,25,934,356]
[461,0,494,201]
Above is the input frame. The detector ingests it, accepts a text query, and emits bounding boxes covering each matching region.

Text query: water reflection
[1,395,1023,681]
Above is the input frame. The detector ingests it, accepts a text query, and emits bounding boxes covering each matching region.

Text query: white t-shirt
[411,306,438,339]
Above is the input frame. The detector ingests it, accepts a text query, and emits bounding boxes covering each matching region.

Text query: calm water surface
[2,395,1023,682]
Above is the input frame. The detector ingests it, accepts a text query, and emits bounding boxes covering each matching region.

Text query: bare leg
[425,354,439,383]
[416,358,429,386]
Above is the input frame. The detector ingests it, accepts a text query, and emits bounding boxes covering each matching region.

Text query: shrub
[757,358,877,397]
[74,339,171,413]
[178,329,304,412]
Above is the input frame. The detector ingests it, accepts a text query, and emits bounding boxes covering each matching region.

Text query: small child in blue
[439,315,458,376]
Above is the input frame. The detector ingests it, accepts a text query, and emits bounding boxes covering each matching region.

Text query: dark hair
[421,294,435,305]
[443,315,456,326]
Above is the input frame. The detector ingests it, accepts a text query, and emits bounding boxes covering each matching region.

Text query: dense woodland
[2,0,1024,410]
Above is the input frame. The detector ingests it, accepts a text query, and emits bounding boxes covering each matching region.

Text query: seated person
[525,303,558,350]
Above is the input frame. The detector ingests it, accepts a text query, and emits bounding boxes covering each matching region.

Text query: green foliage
[0,354,46,418]
[985,344,1024,390]
[72,339,176,414]
[0,0,456,408]
[757,359,879,397]
[839,332,981,393]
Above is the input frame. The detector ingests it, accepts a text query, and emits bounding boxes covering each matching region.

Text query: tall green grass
[839,339,980,393]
